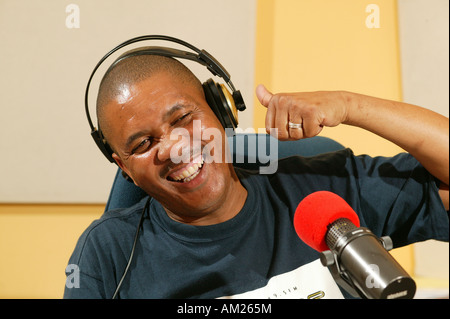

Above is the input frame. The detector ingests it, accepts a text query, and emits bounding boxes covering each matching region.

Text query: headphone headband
[85,35,238,130]
[108,46,233,89]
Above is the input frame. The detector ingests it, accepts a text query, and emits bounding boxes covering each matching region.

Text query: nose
[156,128,191,163]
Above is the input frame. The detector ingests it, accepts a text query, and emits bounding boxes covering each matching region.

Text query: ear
[112,153,139,186]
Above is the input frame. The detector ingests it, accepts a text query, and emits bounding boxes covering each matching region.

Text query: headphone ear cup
[203,79,227,129]
[202,79,238,130]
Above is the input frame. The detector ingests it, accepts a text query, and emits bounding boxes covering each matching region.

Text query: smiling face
[100,70,247,225]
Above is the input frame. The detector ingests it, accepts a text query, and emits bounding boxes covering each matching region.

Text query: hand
[255,84,350,141]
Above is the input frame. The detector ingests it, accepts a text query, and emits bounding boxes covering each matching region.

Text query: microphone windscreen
[294,191,360,252]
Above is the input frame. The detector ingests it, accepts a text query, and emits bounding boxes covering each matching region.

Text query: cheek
[125,153,158,186]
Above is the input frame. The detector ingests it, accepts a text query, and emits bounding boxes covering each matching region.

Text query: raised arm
[256,84,449,208]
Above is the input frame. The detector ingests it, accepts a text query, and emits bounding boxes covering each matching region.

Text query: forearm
[344,91,449,186]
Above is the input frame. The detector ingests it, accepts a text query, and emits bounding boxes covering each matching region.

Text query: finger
[265,101,276,136]
[255,84,273,107]
[259,84,276,135]
[301,116,324,138]
[288,118,304,140]
[275,102,290,140]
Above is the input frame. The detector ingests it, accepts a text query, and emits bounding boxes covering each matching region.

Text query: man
[64,53,448,299]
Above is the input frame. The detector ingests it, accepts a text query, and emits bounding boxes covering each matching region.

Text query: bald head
[96,50,204,142]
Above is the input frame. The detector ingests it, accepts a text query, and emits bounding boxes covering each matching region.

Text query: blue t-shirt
[64,149,448,299]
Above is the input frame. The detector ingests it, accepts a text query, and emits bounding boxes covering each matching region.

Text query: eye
[132,138,152,154]
[173,112,192,126]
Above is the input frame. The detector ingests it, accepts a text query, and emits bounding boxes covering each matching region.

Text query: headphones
[85,35,246,163]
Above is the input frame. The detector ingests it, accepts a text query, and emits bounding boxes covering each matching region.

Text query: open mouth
[167,155,204,183]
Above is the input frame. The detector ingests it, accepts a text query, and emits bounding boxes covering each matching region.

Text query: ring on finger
[288,121,303,129]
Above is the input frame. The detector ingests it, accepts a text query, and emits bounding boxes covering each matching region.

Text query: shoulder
[64,197,150,298]
[68,197,149,265]
[87,197,146,237]
[277,148,354,171]
[235,149,356,188]
[275,149,422,177]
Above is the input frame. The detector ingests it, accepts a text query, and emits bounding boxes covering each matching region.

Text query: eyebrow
[124,103,187,150]
[162,103,185,122]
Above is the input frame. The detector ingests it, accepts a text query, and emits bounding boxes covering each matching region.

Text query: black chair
[104,133,345,212]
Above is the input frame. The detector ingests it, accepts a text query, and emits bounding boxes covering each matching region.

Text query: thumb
[255,84,273,107]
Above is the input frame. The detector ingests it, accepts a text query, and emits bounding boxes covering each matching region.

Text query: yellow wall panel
[254,0,404,157]
[0,204,103,298]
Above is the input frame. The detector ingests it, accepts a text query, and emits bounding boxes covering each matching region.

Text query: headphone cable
[112,196,151,299]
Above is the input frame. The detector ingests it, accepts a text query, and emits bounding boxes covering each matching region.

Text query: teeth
[182,170,191,178]
[187,166,196,175]
[171,157,204,183]
[183,169,200,182]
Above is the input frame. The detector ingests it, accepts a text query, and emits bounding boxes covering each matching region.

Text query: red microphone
[294,191,416,299]
[294,191,360,252]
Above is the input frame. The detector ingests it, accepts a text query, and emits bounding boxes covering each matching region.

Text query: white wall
[398,0,449,117]
[0,0,256,203]
[397,0,449,282]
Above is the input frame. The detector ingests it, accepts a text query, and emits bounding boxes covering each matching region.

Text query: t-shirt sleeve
[63,215,133,299]
[350,151,448,247]
[63,226,110,299]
